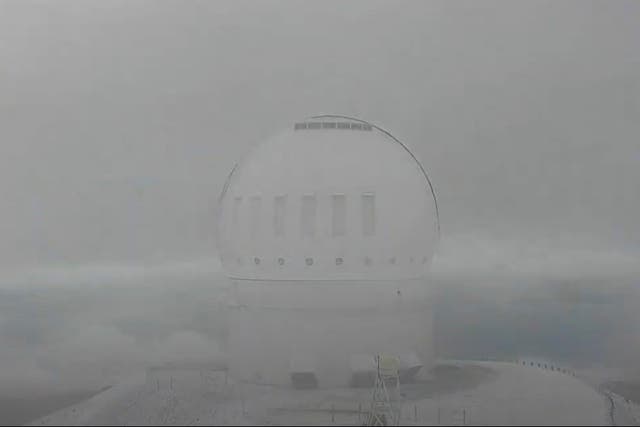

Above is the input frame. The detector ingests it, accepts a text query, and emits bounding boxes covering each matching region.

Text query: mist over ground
[0,250,638,398]
[0,0,639,424]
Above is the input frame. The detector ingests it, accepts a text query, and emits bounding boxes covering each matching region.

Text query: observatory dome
[216,115,439,281]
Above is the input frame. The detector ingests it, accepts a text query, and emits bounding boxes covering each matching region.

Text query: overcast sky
[1,0,638,272]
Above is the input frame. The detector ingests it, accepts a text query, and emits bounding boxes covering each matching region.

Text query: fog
[0,0,639,424]
[2,0,639,269]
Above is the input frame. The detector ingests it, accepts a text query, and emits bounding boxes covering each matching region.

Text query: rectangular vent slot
[294,121,373,131]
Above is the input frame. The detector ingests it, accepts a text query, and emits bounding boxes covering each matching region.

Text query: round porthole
[335,257,343,266]
[278,257,285,266]
[305,257,314,266]
[254,257,261,265]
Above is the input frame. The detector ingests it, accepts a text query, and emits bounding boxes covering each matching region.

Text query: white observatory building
[216,115,439,388]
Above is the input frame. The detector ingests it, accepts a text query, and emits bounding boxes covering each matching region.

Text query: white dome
[216,115,439,281]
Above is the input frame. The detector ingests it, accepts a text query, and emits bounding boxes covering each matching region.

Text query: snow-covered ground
[30,360,634,426]
[599,389,640,427]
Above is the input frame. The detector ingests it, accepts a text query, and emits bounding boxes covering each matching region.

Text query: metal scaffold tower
[365,355,401,426]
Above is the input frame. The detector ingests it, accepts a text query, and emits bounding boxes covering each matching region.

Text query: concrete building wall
[227,278,434,387]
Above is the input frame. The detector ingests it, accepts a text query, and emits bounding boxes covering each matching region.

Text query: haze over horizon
[1,0,639,274]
